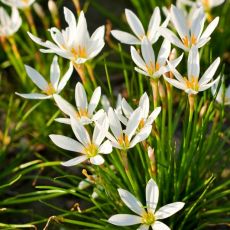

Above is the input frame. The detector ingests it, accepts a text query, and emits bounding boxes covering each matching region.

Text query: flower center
[71,46,87,59]
[146,61,160,76]
[202,0,210,9]
[191,34,197,45]
[138,118,145,130]
[22,0,29,3]
[43,83,56,95]
[84,143,98,158]
[182,36,189,48]
[184,76,199,91]
[142,211,155,225]
[76,108,89,119]
[117,134,130,149]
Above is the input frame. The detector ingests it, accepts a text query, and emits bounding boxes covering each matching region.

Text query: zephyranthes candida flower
[159,5,219,51]
[28,7,105,64]
[164,46,220,95]
[111,8,168,45]
[107,107,153,150]
[1,0,35,9]
[16,56,73,99]
[54,82,103,125]
[131,36,183,79]
[108,178,185,229]
[50,115,112,166]
[121,92,161,129]
[0,7,21,37]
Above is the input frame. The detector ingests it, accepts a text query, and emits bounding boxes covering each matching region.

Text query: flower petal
[57,62,73,93]
[121,98,133,118]
[15,93,51,100]
[53,94,76,117]
[164,76,186,91]
[200,17,219,40]
[108,108,123,139]
[111,30,140,44]
[49,134,84,153]
[108,214,141,226]
[90,155,104,165]
[118,188,145,215]
[131,46,147,71]
[155,202,185,220]
[141,36,155,67]
[98,140,112,154]
[199,57,220,85]
[188,46,200,80]
[75,82,88,110]
[125,9,145,39]
[191,7,205,40]
[145,107,161,126]
[157,39,171,67]
[146,178,159,212]
[88,87,101,116]
[151,221,170,230]
[50,56,60,90]
[139,93,149,119]
[61,155,87,167]
[25,65,48,91]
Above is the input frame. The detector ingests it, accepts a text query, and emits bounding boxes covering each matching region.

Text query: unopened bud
[48,0,58,16]
[33,3,45,19]
[169,48,177,61]
[199,102,208,118]
[159,81,166,100]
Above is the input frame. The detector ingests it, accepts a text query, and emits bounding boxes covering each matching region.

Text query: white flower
[180,0,225,10]
[1,0,35,9]
[159,5,219,51]
[211,77,230,105]
[164,46,220,95]
[16,56,73,99]
[54,82,103,125]
[131,36,183,79]
[50,115,112,166]
[107,107,152,150]
[111,8,169,45]
[28,8,105,64]
[0,7,21,37]
[108,178,185,229]
[121,93,161,130]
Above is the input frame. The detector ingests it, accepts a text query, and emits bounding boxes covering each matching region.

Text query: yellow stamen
[184,76,199,91]
[84,143,98,158]
[182,36,189,48]
[139,118,145,130]
[71,46,87,59]
[155,62,160,71]
[191,34,197,45]
[142,211,155,225]
[43,83,56,95]
[118,134,130,149]
[202,0,210,9]
[146,61,160,76]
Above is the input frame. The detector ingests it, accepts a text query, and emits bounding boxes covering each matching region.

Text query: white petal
[147,7,161,43]
[199,57,220,85]
[131,46,147,71]
[157,39,171,67]
[135,67,150,77]
[158,27,185,50]
[138,224,149,230]
[139,93,149,119]
[188,46,200,80]
[54,118,71,125]
[155,202,185,219]
[125,9,145,39]
[49,134,84,152]
[145,107,161,126]
[25,65,48,91]
[146,179,159,212]
[108,108,123,139]
[91,25,105,40]
[199,75,221,92]
[125,108,142,141]
[121,98,133,118]
[15,93,51,100]
[166,60,184,82]
[70,117,91,146]
[170,5,189,40]
[151,221,170,230]
[75,82,88,110]
[141,37,155,67]
[98,140,112,154]
[118,188,145,215]
[129,125,152,148]
[50,56,60,90]
[191,8,205,40]
[164,76,186,91]
[108,214,141,226]
[61,155,87,167]
[57,62,73,93]
[88,87,101,116]
[111,30,140,44]
[90,155,104,165]
[87,39,105,60]
[200,17,219,40]
[53,94,76,117]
